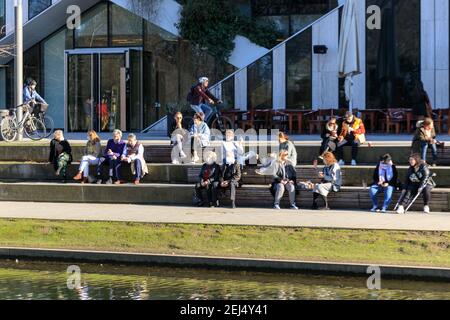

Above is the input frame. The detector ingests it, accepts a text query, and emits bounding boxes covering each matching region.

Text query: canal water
[0,260,448,300]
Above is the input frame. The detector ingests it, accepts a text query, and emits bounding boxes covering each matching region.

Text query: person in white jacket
[121,133,148,185]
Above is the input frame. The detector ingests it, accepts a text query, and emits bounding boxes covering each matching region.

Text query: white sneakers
[351,159,357,166]
[396,205,405,214]
[338,160,345,166]
[180,151,187,159]
[396,205,430,214]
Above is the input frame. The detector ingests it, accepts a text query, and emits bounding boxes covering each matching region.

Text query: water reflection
[0,260,448,300]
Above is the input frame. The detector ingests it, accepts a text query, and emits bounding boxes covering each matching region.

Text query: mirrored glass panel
[248,52,273,109]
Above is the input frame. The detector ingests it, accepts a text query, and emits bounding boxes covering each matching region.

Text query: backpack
[186,85,197,104]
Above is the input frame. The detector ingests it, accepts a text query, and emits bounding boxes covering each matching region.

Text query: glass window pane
[0,0,5,38]
[28,0,52,20]
[366,0,421,108]
[221,76,235,110]
[75,3,108,48]
[43,29,66,129]
[24,44,40,91]
[111,4,143,47]
[248,52,273,109]
[286,28,311,109]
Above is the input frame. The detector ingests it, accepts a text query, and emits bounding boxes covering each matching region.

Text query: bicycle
[188,102,234,135]
[0,103,47,142]
[33,103,54,138]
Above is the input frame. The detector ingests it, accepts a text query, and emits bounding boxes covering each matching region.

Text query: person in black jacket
[194,151,221,208]
[319,117,339,159]
[220,151,242,209]
[49,130,73,182]
[369,154,399,213]
[396,154,435,214]
[270,150,298,210]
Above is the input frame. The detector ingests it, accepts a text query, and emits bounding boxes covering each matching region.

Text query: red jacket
[190,83,219,105]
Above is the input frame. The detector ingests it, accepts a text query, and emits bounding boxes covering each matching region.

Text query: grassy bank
[0,219,449,268]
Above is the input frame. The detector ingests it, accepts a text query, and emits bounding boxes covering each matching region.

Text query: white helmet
[199,77,209,84]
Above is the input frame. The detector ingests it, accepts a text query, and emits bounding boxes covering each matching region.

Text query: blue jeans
[370,185,394,209]
[421,142,438,162]
[191,103,213,121]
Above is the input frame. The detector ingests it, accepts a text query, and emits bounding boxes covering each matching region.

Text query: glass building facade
[366,0,421,109]
[28,0,52,19]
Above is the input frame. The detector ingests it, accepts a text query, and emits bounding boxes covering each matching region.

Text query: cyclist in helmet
[188,77,222,121]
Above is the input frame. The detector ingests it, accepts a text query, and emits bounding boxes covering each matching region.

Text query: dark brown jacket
[411,122,436,154]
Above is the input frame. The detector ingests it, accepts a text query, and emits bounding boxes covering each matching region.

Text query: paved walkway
[1,202,449,231]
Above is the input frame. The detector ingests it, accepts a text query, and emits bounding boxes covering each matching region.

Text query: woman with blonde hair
[312,152,342,210]
[49,130,73,183]
[270,150,298,210]
[74,130,102,183]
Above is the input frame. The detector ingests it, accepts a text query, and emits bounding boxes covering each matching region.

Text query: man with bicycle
[188,77,222,121]
[23,79,48,114]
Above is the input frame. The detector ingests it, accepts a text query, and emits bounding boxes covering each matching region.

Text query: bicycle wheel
[24,117,47,141]
[42,114,55,138]
[211,116,234,134]
[0,117,18,142]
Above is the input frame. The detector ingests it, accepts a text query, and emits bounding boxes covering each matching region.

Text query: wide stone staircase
[0,142,449,212]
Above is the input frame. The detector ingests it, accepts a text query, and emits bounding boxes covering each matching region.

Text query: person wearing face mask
[190,112,211,163]
[220,151,242,209]
[95,129,126,185]
[270,150,298,210]
[369,154,399,213]
[121,133,148,185]
[194,152,221,207]
[73,130,102,184]
[222,130,244,167]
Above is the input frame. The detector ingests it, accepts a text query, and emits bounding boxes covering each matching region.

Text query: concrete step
[0,142,449,165]
[1,163,450,187]
[0,182,449,212]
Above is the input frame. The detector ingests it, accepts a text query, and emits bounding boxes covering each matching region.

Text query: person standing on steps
[187,77,222,122]
[336,111,366,166]
[369,154,399,213]
[312,152,342,211]
[73,130,102,184]
[49,130,72,183]
[95,129,126,185]
[270,150,298,210]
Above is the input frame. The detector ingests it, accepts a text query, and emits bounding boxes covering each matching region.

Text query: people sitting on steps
[278,132,297,167]
[170,112,189,165]
[319,117,339,160]
[190,112,211,164]
[194,151,221,208]
[95,129,126,185]
[220,151,242,209]
[187,77,222,122]
[312,152,342,211]
[121,133,148,185]
[396,154,436,214]
[411,118,439,166]
[48,130,72,183]
[270,150,298,211]
[369,154,399,213]
[73,130,102,184]
[337,111,366,166]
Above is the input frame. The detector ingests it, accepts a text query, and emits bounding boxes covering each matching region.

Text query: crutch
[405,174,436,213]
[393,189,407,212]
